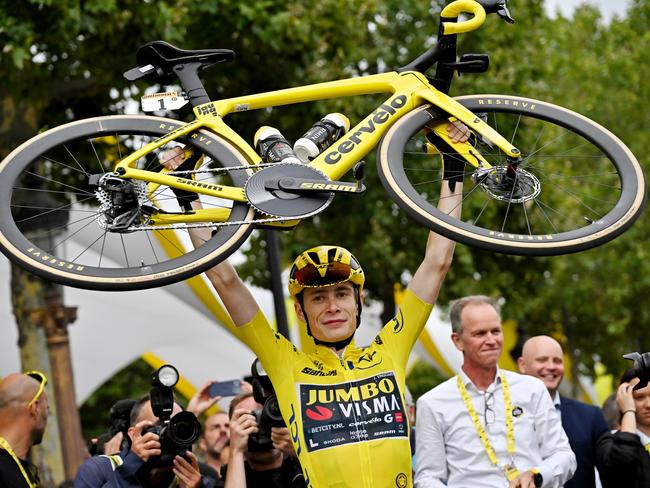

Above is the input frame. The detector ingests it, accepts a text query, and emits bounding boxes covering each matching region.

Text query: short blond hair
[449,295,500,334]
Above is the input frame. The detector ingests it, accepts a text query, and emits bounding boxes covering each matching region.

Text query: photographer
[596,363,650,488]
[74,395,218,488]
[222,393,304,488]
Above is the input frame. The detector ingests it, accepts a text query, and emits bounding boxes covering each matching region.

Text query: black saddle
[124,40,236,83]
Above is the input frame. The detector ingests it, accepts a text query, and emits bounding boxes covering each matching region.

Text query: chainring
[244,163,334,218]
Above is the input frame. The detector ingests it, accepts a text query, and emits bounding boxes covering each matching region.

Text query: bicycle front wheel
[378,94,646,255]
[0,115,255,290]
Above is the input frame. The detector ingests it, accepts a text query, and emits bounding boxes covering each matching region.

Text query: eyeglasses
[25,371,47,408]
[484,390,495,425]
[291,260,360,289]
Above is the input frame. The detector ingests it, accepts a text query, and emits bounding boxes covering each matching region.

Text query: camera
[89,398,136,456]
[248,358,285,452]
[623,351,650,390]
[143,364,202,466]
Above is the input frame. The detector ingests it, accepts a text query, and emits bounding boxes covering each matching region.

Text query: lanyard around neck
[456,373,517,478]
[0,436,37,488]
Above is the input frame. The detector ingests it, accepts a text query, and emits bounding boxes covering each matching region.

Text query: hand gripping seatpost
[172,62,211,107]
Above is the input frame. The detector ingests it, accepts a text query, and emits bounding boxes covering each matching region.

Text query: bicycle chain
[128,162,318,231]
[133,214,293,232]
[164,162,276,176]
[137,163,297,231]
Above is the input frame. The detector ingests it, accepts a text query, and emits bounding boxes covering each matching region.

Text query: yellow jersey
[237,288,432,488]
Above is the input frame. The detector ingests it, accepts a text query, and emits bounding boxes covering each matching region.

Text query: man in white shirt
[414,296,576,488]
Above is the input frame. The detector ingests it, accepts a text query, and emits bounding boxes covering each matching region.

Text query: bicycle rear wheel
[378,94,646,255]
[0,115,255,290]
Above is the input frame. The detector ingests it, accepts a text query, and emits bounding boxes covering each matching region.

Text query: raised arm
[408,179,463,304]
[160,147,260,327]
[188,204,260,327]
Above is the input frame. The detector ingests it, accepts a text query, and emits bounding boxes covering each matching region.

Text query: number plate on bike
[141,91,188,112]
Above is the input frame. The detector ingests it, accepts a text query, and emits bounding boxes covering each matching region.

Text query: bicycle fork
[415,88,522,175]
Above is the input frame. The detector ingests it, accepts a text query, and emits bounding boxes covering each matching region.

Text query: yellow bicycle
[0,0,645,290]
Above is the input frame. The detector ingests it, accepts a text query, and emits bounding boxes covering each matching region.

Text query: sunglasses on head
[25,371,47,408]
[293,261,358,288]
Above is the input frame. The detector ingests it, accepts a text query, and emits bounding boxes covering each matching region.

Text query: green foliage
[78,358,152,440]
[2,0,649,394]
[406,360,447,403]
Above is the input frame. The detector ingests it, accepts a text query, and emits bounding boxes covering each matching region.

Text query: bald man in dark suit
[518,336,609,488]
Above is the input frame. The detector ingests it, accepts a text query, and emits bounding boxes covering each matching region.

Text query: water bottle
[293,113,350,163]
[254,126,301,164]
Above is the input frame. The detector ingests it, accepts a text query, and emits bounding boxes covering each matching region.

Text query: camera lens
[168,411,201,444]
[264,396,285,426]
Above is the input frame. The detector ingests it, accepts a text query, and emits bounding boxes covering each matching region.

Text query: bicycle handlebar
[440,0,487,36]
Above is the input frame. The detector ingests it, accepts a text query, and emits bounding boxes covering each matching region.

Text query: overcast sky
[544,0,630,22]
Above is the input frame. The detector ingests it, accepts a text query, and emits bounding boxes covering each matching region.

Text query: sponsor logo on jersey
[396,473,408,488]
[305,406,334,421]
[301,367,338,377]
[388,309,405,334]
[356,350,382,370]
[299,372,407,452]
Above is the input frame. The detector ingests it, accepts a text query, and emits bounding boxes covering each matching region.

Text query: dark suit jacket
[596,430,650,488]
[560,396,609,488]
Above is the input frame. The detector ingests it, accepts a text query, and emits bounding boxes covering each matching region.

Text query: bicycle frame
[112,71,520,226]
[112,0,521,227]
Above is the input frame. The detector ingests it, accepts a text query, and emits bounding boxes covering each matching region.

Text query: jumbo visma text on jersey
[300,372,408,452]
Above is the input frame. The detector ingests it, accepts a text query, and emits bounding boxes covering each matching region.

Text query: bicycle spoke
[120,234,130,267]
[13,195,98,224]
[88,139,107,173]
[473,198,490,227]
[12,186,91,197]
[145,232,160,264]
[64,145,91,176]
[534,198,557,233]
[52,213,106,252]
[42,154,91,177]
[24,170,95,196]
[154,229,188,256]
[98,231,108,267]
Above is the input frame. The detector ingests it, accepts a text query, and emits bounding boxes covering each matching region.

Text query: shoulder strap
[100,454,124,471]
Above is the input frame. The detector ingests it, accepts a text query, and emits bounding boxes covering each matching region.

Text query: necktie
[645,443,650,454]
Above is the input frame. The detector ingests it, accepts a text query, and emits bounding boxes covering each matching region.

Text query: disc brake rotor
[476,166,541,203]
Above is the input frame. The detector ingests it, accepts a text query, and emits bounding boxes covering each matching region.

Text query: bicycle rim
[378,95,646,255]
[0,115,255,290]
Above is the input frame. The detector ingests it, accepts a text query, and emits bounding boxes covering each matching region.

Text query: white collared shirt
[414,368,576,488]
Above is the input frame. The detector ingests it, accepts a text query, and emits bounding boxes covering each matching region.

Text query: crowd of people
[2,134,649,487]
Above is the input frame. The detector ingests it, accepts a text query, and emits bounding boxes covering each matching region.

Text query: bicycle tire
[378,94,646,255]
[0,115,255,290]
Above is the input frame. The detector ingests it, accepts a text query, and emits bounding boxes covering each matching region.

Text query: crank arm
[266,178,366,195]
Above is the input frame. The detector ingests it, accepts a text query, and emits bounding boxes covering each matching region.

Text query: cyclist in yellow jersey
[170,124,466,488]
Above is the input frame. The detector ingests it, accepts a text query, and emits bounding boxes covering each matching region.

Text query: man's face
[200,412,230,456]
[518,337,565,396]
[452,302,503,370]
[296,282,359,344]
[31,391,49,446]
[235,396,262,413]
[633,383,650,429]
[128,400,183,441]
